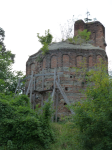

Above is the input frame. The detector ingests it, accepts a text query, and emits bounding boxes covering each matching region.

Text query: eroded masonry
[26,20,108,118]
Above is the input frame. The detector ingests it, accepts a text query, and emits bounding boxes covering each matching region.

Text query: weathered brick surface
[63,55,69,67]
[76,56,82,67]
[43,58,46,69]
[74,19,107,50]
[26,20,108,118]
[51,55,57,68]
[89,56,93,67]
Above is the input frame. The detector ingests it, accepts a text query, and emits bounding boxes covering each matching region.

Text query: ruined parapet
[74,20,107,50]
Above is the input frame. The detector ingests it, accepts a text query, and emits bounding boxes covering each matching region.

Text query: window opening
[64,102,67,105]
[65,87,68,91]
[70,75,72,78]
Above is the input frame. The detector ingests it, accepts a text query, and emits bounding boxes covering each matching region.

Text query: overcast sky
[0,0,112,75]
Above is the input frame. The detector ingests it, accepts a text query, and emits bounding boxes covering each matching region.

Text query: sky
[0,0,112,75]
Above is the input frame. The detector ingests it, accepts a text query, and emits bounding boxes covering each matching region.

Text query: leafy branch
[37,29,53,55]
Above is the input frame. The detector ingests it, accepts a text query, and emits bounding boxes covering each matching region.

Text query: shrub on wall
[68,29,91,45]
[37,29,53,56]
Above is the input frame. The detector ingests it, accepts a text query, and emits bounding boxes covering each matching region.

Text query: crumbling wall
[74,20,107,50]
[26,48,107,118]
[25,20,108,118]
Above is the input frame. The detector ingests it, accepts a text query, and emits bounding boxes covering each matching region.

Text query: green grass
[49,121,78,150]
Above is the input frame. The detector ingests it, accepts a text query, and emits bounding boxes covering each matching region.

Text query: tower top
[74,19,107,50]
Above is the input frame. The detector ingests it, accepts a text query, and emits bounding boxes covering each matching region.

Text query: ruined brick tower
[26,20,108,118]
[74,19,107,50]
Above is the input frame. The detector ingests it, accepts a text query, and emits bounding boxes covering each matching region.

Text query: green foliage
[37,29,53,56]
[0,45,2,50]
[7,140,14,150]
[0,49,13,94]
[67,29,91,45]
[0,49,24,94]
[78,29,91,42]
[61,38,65,41]
[41,42,49,55]
[0,94,55,150]
[70,59,112,150]
[37,29,53,45]
[36,55,43,62]
[50,122,77,150]
[67,37,73,43]
[0,28,24,95]
[0,27,6,53]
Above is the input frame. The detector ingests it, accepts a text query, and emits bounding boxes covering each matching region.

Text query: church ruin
[25,19,108,118]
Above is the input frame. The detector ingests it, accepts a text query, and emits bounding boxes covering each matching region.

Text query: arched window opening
[77,56,83,67]
[89,56,93,67]
[51,56,57,68]
[63,55,69,67]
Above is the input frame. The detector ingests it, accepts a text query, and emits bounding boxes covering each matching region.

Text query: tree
[0,27,15,62]
[70,59,112,150]
[0,27,6,53]
[0,27,24,95]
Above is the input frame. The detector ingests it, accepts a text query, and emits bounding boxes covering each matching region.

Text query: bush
[71,60,112,150]
[0,94,55,150]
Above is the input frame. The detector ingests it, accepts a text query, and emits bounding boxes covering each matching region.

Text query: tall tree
[0,27,6,53]
[0,27,24,94]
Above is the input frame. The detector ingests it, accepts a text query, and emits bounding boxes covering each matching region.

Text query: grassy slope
[49,122,78,150]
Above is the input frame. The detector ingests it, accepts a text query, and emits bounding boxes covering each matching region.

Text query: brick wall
[43,58,46,69]
[26,49,107,75]
[76,56,82,67]
[51,55,57,68]
[74,20,106,50]
[26,47,108,118]
[97,55,102,64]
[89,56,93,67]
[63,55,69,67]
